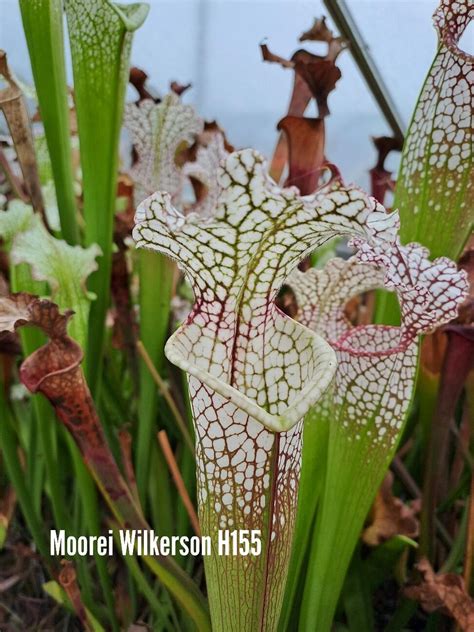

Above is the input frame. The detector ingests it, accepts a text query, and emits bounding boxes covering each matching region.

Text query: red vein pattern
[133,148,400,630]
[290,231,468,448]
[289,231,468,628]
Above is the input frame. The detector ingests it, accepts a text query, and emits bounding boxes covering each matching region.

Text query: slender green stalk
[64,0,148,395]
[384,599,418,632]
[43,581,106,632]
[27,412,44,514]
[299,427,393,631]
[10,265,69,529]
[441,502,468,573]
[36,394,66,526]
[141,554,210,632]
[19,0,79,244]
[67,434,119,632]
[176,374,197,539]
[464,380,474,594]
[342,547,375,632]
[111,526,168,627]
[0,388,51,562]
[137,339,194,455]
[418,368,441,559]
[136,251,175,505]
[148,442,174,537]
[279,409,329,630]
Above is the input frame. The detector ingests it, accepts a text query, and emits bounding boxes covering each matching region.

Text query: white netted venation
[182,132,229,219]
[124,93,203,204]
[133,147,402,630]
[290,234,468,449]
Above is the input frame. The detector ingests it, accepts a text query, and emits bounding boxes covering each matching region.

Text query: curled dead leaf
[0,293,144,526]
[294,56,341,119]
[299,16,348,61]
[369,136,402,205]
[262,21,346,183]
[0,51,44,219]
[405,558,474,631]
[170,80,191,96]
[129,66,159,103]
[261,44,341,119]
[260,42,294,68]
[277,116,325,194]
[363,471,419,546]
[58,560,91,632]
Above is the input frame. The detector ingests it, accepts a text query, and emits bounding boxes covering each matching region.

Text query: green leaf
[394,0,473,259]
[2,208,115,626]
[363,535,417,592]
[279,407,329,630]
[10,213,101,348]
[290,236,468,631]
[64,0,149,393]
[0,200,34,245]
[19,0,79,244]
[342,547,375,632]
[43,580,106,632]
[0,384,51,562]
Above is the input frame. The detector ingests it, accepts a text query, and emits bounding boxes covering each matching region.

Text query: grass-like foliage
[0,1,472,631]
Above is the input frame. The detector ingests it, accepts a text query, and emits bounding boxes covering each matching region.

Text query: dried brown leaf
[260,42,294,68]
[262,38,343,182]
[362,471,419,546]
[0,293,144,527]
[277,116,325,194]
[58,560,91,630]
[294,58,341,118]
[405,558,474,631]
[170,80,191,96]
[369,136,402,205]
[299,16,334,42]
[129,66,159,103]
[0,51,44,218]
[299,16,348,61]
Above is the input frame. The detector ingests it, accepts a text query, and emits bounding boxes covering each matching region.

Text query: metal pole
[323,0,406,143]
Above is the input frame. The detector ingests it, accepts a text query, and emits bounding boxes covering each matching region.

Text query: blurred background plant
[0,0,472,630]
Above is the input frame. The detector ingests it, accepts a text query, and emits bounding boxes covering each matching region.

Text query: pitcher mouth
[334,324,410,358]
[165,320,337,433]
